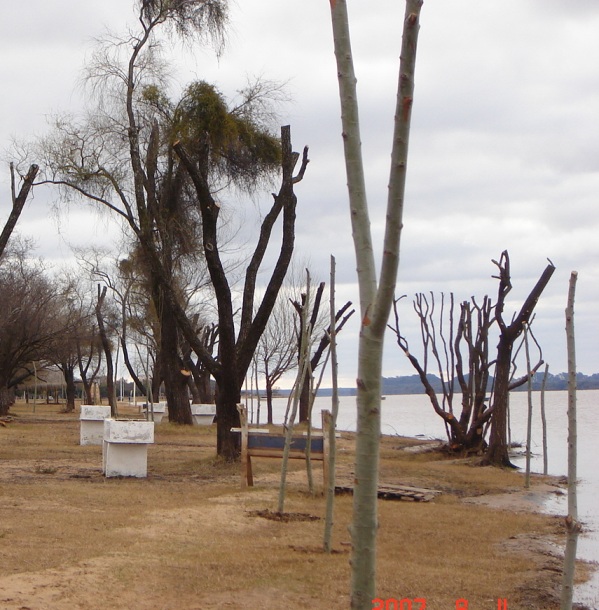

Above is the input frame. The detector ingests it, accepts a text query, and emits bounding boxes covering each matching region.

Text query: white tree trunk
[324,256,340,552]
[561,271,580,609]
[277,272,312,513]
[328,1,423,607]
[524,324,533,489]
[541,363,549,475]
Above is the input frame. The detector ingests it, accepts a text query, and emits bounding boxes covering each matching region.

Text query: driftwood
[335,480,441,503]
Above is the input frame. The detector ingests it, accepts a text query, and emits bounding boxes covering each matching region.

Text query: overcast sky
[1,1,598,387]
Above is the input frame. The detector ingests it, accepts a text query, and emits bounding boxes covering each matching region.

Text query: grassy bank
[0,401,590,609]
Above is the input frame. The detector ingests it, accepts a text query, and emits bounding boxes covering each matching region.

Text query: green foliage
[141,84,172,111]
[140,0,228,46]
[173,81,281,187]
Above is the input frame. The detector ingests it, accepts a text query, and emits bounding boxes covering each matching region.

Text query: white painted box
[102,419,155,478]
[103,418,154,444]
[142,401,168,423]
[80,405,111,445]
[190,404,216,426]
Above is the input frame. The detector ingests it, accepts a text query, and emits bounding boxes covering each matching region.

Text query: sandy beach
[0,402,594,609]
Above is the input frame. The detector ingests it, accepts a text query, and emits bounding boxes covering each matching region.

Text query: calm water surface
[259,389,599,608]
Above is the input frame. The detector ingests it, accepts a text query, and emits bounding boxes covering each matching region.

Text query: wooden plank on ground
[335,480,442,502]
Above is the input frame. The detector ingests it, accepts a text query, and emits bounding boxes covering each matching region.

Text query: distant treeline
[306,372,599,397]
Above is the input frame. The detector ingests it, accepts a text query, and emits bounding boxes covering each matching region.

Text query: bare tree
[182,320,218,404]
[256,294,298,423]
[0,163,39,260]
[174,125,309,458]
[95,284,118,416]
[31,1,308,455]
[0,244,67,415]
[76,323,104,405]
[391,292,495,452]
[392,252,552,460]
[50,292,92,412]
[291,282,354,422]
[485,251,555,466]
[327,1,423,606]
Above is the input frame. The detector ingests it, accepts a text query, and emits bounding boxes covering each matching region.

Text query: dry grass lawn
[0,401,591,609]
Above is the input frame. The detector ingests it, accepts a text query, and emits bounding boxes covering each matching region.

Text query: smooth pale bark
[524,325,533,489]
[277,273,311,513]
[561,271,580,610]
[541,363,549,475]
[323,255,340,552]
[328,1,423,607]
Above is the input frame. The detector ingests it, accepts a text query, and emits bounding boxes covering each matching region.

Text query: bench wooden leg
[247,454,254,487]
[237,403,254,488]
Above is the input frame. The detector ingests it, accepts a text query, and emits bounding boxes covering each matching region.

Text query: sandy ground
[1,417,595,609]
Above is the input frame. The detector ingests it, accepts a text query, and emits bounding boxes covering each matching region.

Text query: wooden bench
[234,404,332,489]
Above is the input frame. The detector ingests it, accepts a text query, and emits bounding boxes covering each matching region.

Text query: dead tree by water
[393,252,554,464]
[391,292,495,453]
[485,251,555,466]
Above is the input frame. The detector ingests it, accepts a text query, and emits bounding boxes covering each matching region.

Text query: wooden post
[237,404,252,488]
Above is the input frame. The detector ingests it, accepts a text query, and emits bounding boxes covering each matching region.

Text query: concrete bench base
[103,442,150,478]
[102,419,154,478]
[191,404,216,425]
[142,402,168,423]
[80,405,111,445]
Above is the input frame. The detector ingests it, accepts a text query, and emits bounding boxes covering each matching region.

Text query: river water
[259,389,599,608]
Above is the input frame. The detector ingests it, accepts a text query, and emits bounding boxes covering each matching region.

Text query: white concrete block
[142,402,168,423]
[103,443,149,478]
[190,404,216,425]
[80,405,112,420]
[102,419,155,478]
[80,405,112,445]
[103,418,154,444]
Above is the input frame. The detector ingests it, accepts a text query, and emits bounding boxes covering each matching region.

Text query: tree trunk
[214,377,241,460]
[324,255,340,552]
[486,253,555,466]
[328,1,422,606]
[62,363,77,413]
[95,285,117,416]
[187,375,202,404]
[0,383,13,416]
[485,334,514,466]
[298,376,311,422]
[0,164,39,259]
[561,271,580,610]
[121,336,147,397]
[82,379,93,405]
[541,363,549,475]
[160,296,192,424]
[264,363,275,424]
